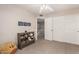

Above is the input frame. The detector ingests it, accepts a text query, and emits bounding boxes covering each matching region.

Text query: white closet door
[53,16,65,42]
[53,15,79,45]
[45,17,53,41]
[45,14,79,45]
[76,15,79,44]
[63,15,78,44]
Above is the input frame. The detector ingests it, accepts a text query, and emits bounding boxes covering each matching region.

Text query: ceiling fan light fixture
[39,4,54,14]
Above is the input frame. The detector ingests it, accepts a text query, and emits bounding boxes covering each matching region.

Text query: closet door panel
[45,17,53,41]
[53,16,65,42]
[63,15,77,44]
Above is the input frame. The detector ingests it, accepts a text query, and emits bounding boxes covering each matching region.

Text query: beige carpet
[16,40,79,54]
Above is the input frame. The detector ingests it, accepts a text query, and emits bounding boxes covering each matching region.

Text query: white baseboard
[53,39,79,45]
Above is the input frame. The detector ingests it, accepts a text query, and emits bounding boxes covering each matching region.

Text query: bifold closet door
[63,15,78,44]
[76,15,79,44]
[53,15,79,45]
[53,16,65,42]
[45,17,53,41]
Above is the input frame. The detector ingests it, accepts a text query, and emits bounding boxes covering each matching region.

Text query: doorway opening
[37,18,45,40]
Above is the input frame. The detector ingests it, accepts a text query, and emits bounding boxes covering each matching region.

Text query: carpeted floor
[16,40,79,54]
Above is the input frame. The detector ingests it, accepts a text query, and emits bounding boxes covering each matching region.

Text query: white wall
[0,5,36,45]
